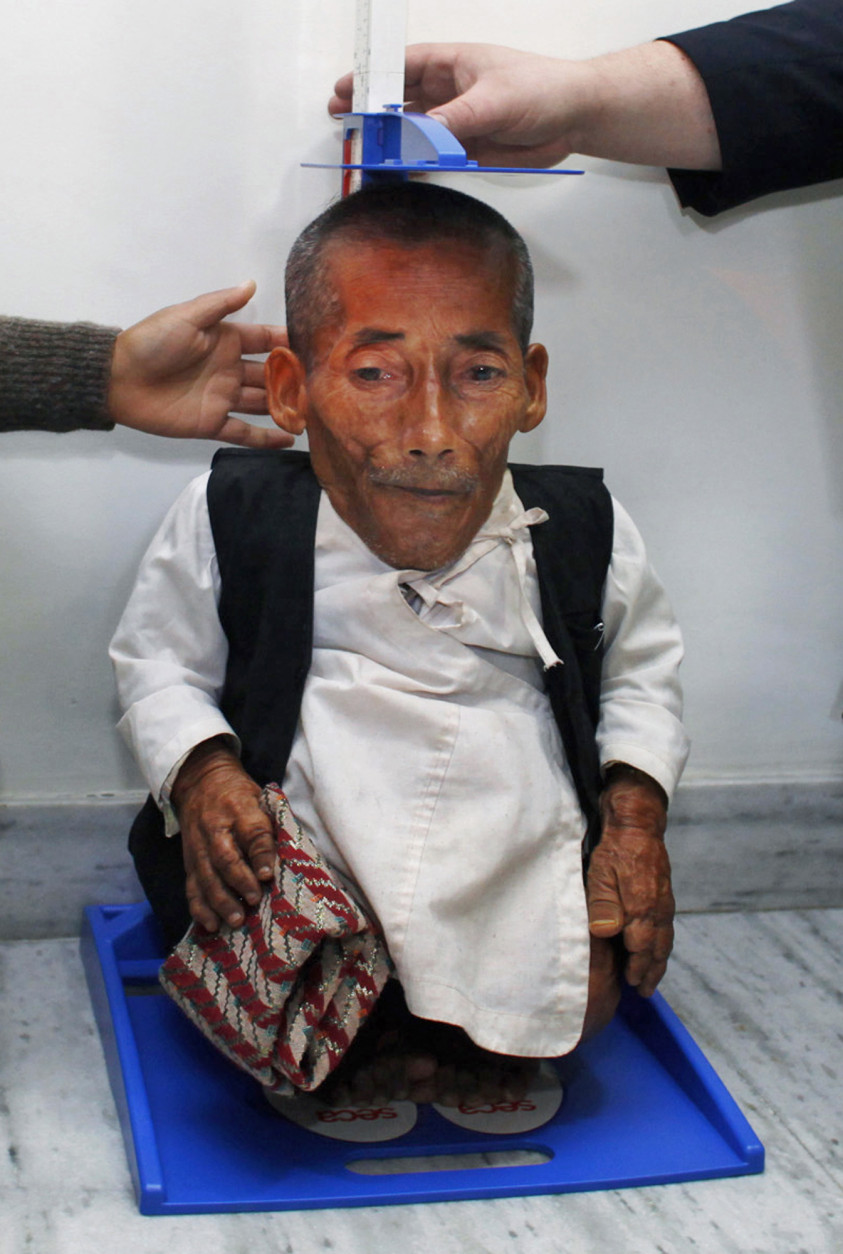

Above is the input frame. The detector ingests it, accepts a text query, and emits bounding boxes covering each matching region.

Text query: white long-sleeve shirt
[111,469,689,1056]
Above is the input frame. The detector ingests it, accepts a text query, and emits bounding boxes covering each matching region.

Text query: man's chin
[362,517,476,571]
[366,533,468,572]
[338,488,494,571]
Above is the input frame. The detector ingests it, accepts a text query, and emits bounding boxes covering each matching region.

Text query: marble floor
[1,907,840,1254]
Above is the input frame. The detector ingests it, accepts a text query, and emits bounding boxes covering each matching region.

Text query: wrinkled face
[267,237,547,570]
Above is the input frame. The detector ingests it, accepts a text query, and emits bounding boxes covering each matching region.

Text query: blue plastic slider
[303,106,583,189]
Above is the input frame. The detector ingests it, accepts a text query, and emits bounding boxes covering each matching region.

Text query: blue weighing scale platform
[81,903,763,1215]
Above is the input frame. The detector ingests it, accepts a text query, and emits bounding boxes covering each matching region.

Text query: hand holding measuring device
[305,0,583,193]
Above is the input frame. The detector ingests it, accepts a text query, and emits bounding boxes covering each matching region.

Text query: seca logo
[317,1106,398,1123]
[457,1099,538,1115]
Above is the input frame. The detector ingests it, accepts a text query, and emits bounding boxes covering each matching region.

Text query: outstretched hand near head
[587,765,673,998]
[330,43,583,169]
[107,281,295,446]
[170,737,277,933]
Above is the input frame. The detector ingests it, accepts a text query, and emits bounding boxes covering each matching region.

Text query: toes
[433,1063,460,1107]
[404,1052,438,1084]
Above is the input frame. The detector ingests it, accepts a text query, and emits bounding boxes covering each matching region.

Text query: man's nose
[402,374,456,459]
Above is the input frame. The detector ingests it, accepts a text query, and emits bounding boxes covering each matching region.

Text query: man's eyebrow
[349,329,512,351]
[351,328,405,346]
[453,331,510,352]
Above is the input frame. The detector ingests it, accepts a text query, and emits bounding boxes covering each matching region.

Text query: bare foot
[318,982,538,1108]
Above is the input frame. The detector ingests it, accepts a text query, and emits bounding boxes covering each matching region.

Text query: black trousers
[129,795,191,951]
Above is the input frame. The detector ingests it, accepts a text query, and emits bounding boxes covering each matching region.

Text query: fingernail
[228,911,243,926]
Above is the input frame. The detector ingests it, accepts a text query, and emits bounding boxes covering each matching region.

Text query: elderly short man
[111,182,688,1104]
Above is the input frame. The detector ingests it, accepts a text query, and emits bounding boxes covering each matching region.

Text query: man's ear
[518,343,549,433]
[265,347,308,435]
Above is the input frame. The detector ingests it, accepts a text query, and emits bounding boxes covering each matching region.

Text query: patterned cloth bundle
[159,783,392,1094]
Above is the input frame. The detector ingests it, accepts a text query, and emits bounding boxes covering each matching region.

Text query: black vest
[208,448,612,849]
[130,448,613,944]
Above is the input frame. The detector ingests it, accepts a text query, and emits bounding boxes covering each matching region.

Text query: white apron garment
[281,473,592,1059]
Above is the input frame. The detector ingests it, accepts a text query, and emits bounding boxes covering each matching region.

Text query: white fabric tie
[400,507,563,671]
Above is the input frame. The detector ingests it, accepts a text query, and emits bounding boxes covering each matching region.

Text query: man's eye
[468,364,503,382]
[355,366,389,382]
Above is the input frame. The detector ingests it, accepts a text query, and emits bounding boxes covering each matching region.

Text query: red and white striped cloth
[159,784,392,1094]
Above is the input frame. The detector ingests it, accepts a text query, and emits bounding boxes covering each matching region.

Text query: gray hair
[285,182,534,370]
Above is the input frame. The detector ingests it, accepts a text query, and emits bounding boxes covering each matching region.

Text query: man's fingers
[183,814,266,927]
[214,417,295,449]
[210,828,265,902]
[333,46,470,118]
[184,850,246,931]
[427,80,500,142]
[403,42,468,100]
[240,359,267,388]
[238,817,277,882]
[627,952,668,998]
[330,70,354,113]
[622,914,673,993]
[185,281,258,330]
[587,858,624,937]
[402,43,439,92]
[183,837,273,933]
[237,322,289,356]
[588,895,624,937]
[623,913,673,955]
[185,878,222,933]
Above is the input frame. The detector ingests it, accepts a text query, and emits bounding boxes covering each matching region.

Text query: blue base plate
[81,903,763,1215]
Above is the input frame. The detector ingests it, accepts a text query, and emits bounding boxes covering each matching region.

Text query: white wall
[1,0,841,801]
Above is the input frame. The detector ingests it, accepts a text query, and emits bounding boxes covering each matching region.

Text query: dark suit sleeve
[661,0,843,215]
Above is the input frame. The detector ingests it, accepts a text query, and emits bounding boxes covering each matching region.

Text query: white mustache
[367,465,477,493]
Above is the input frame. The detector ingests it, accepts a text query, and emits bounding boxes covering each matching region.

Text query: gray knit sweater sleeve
[0,316,119,433]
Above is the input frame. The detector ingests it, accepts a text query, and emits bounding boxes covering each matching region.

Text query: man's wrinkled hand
[587,764,673,997]
[170,737,276,932]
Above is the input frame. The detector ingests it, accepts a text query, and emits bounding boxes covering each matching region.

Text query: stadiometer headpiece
[304,0,583,194]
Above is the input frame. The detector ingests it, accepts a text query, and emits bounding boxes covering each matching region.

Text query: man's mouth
[389,483,465,497]
[368,468,477,498]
